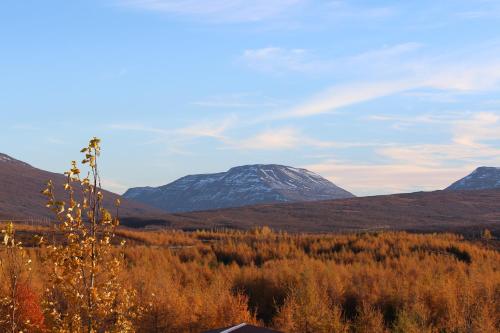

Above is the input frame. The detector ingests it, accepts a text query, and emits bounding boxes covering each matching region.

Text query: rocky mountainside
[446,167,500,190]
[123,164,355,212]
[0,153,170,223]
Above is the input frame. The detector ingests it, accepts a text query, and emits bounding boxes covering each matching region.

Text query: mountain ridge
[0,152,173,223]
[446,166,500,191]
[124,164,355,212]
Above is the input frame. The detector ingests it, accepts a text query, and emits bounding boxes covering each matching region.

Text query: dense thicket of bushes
[1,227,498,332]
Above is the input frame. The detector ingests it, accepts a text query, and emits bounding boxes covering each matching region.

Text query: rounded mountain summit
[446,167,500,191]
[123,164,355,213]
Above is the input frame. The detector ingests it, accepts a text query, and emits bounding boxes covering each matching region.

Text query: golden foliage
[0,222,44,333]
[1,222,499,332]
[41,138,137,333]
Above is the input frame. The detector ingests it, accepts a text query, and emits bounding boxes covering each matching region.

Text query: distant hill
[0,153,171,224]
[135,189,500,235]
[447,167,500,191]
[123,164,355,212]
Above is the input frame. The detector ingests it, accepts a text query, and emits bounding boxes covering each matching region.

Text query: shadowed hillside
[0,153,172,222]
[139,189,500,235]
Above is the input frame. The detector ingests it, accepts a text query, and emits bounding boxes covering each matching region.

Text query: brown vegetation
[155,189,500,235]
[1,226,499,332]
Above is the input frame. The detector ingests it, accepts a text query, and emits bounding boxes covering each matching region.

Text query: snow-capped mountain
[123,164,355,212]
[446,167,500,190]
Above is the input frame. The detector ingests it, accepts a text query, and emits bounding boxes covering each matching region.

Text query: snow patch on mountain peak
[124,164,355,212]
[0,153,32,167]
[447,167,500,191]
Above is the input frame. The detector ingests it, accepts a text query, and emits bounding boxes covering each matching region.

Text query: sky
[1,0,500,196]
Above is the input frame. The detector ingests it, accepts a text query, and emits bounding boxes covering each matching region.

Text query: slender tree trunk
[88,153,99,333]
[9,250,17,333]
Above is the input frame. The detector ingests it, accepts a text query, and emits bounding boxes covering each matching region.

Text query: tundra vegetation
[0,139,499,332]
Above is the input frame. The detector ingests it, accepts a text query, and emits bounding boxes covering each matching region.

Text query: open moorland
[123,189,500,236]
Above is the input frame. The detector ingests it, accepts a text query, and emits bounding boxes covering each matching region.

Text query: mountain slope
[0,153,171,223]
[446,167,500,190]
[146,189,500,235]
[124,164,354,212]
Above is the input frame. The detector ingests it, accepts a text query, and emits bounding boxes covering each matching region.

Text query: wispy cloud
[109,115,237,155]
[192,92,283,109]
[241,47,324,74]
[401,91,460,103]
[285,79,419,118]
[366,111,471,129]
[239,39,500,121]
[235,127,337,150]
[241,43,422,75]
[109,117,346,154]
[483,99,500,106]
[118,0,304,22]
[306,161,472,196]
[46,137,67,145]
[307,112,500,195]
[235,127,301,150]
[239,42,427,120]
[229,127,383,151]
[452,112,500,147]
[273,48,500,119]
[11,124,41,131]
[118,0,397,25]
[378,112,500,167]
[318,1,396,22]
[348,42,423,62]
[110,117,236,141]
[109,123,170,134]
[176,116,235,140]
[456,1,500,20]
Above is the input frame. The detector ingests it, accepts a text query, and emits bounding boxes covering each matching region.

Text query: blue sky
[1,0,500,195]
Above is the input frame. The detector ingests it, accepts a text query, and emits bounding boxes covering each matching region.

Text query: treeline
[1,227,499,332]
